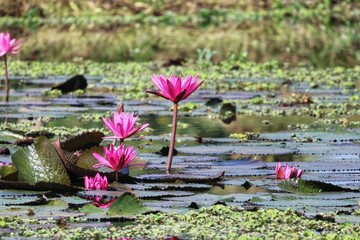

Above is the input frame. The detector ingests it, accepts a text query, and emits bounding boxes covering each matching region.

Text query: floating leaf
[75,146,103,170]
[0,196,41,206]
[61,131,104,152]
[0,131,24,144]
[12,136,71,185]
[134,190,194,199]
[0,180,80,191]
[177,145,297,155]
[135,171,224,183]
[278,179,357,194]
[108,192,147,216]
[260,131,360,143]
[0,165,17,178]
[80,203,104,214]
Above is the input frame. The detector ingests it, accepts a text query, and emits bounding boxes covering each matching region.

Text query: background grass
[0,0,359,67]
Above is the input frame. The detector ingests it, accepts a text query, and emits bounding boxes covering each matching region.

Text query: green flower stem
[167,102,178,173]
[3,54,9,102]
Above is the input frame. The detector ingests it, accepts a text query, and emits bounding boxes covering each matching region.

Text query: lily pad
[177,144,297,155]
[135,171,225,183]
[11,136,71,185]
[108,192,147,216]
[278,179,358,194]
[61,131,105,152]
[75,146,103,170]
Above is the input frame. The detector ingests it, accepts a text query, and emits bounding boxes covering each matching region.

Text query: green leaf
[80,204,104,214]
[0,131,24,143]
[11,136,71,185]
[61,131,104,152]
[108,192,146,216]
[76,146,103,170]
[278,179,354,194]
[0,165,17,178]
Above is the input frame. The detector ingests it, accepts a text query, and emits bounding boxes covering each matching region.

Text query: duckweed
[0,206,358,239]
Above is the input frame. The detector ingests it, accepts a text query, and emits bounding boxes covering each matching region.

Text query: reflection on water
[48,114,316,139]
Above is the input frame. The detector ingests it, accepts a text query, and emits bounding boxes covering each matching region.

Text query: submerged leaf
[12,136,71,185]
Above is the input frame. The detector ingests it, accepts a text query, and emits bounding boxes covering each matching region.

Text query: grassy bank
[0,0,358,67]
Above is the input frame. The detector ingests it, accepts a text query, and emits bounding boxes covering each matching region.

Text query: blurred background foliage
[0,0,359,67]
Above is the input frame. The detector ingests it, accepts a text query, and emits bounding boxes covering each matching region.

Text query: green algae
[0,205,358,239]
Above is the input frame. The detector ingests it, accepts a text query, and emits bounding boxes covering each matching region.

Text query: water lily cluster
[0,32,22,102]
[88,109,148,185]
[276,162,302,180]
[84,74,203,189]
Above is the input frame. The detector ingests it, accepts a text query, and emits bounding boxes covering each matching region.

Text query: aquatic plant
[102,112,149,142]
[92,144,137,182]
[147,74,203,172]
[276,162,302,180]
[0,32,22,102]
[84,173,108,190]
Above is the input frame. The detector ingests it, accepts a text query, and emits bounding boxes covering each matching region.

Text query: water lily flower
[0,33,22,56]
[147,74,203,173]
[0,32,22,102]
[276,162,302,179]
[102,112,149,142]
[146,74,203,103]
[84,173,108,190]
[92,144,137,181]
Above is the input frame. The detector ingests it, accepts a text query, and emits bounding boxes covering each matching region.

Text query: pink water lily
[0,32,22,57]
[84,173,108,190]
[102,112,149,141]
[92,144,137,181]
[147,74,203,173]
[146,74,203,103]
[0,32,22,102]
[276,162,302,179]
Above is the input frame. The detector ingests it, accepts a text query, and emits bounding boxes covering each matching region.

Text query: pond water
[0,75,359,228]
